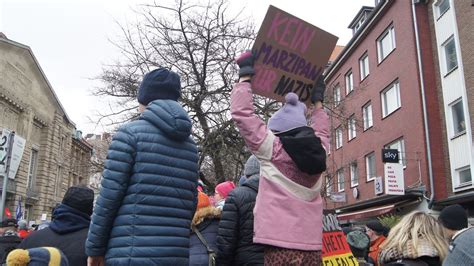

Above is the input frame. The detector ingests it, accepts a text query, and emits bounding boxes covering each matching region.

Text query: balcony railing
[26,187,39,200]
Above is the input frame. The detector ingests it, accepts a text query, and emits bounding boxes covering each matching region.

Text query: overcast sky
[1,0,374,134]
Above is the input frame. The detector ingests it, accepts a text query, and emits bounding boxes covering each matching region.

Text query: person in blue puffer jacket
[85,68,199,266]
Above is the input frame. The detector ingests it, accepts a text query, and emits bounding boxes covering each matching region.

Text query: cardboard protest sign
[322,213,359,266]
[251,5,338,104]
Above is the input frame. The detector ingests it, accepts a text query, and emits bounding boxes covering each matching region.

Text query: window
[334,85,341,107]
[353,16,366,33]
[325,175,333,196]
[27,149,39,189]
[437,0,450,18]
[443,36,458,74]
[377,26,396,62]
[55,166,62,197]
[457,167,472,187]
[350,162,358,187]
[385,138,406,167]
[337,169,345,192]
[59,136,65,158]
[381,80,401,117]
[335,127,343,149]
[345,70,354,94]
[451,99,466,136]
[24,205,32,222]
[348,115,357,140]
[365,152,376,181]
[359,53,370,80]
[363,102,373,130]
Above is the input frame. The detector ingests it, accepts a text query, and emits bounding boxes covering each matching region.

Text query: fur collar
[192,206,221,226]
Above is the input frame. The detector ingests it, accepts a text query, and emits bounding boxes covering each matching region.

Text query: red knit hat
[215,181,236,199]
[197,192,210,209]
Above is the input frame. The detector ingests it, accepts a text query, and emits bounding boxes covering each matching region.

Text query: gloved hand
[311,74,326,103]
[235,50,255,78]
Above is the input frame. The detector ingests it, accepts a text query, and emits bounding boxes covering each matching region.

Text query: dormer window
[348,6,374,35]
[354,17,366,33]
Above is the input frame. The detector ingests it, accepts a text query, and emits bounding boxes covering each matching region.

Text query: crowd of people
[0,52,473,266]
[341,204,474,266]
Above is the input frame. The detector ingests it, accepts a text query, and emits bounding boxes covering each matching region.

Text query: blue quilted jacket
[85,100,199,265]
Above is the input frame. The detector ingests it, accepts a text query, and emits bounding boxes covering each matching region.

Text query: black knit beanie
[438,204,468,230]
[137,68,181,105]
[366,220,385,235]
[62,186,94,216]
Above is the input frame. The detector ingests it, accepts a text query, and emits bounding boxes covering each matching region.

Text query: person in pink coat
[230,51,329,265]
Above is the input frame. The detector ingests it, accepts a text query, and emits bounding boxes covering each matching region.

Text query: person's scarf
[378,238,439,264]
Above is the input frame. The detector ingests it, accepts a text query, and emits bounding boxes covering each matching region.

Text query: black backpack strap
[192,225,215,255]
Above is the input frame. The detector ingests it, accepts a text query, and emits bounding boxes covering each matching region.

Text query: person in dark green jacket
[86,68,199,266]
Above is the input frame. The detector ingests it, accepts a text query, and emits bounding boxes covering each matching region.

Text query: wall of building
[324,1,443,209]
[454,1,474,141]
[429,0,474,195]
[427,1,453,198]
[0,38,92,224]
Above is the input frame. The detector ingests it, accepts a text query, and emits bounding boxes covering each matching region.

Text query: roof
[325,0,393,80]
[0,34,75,126]
[329,45,345,62]
[333,187,425,213]
[72,137,94,152]
[347,6,375,29]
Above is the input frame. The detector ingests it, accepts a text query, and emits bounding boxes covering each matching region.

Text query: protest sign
[251,5,338,104]
[322,213,359,266]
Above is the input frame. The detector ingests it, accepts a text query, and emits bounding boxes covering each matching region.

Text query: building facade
[84,133,111,195]
[323,0,446,222]
[427,0,474,213]
[0,34,92,224]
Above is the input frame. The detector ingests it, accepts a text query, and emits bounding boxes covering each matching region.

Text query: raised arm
[230,81,269,153]
[309,75,330,152]
[230,51,269,154]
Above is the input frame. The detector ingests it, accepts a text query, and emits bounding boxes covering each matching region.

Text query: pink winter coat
[230,82,330,251]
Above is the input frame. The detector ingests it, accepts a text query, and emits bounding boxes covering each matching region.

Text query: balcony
[0,177,16,194]
[26,187,39,204]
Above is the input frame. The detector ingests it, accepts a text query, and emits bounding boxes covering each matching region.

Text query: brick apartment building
[427,0,474,213]
[323,0,447,222]
[0,34,92,224]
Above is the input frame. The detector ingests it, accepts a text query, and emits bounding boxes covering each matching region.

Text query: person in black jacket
[216,155,264,265]
[18,185,94,266]
[190,191,221,266]
[0,218,21,263]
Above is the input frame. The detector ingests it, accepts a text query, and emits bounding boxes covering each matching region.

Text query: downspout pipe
[411,0,436,209]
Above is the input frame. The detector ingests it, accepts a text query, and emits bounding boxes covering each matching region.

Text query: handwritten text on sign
[251,6,338,104]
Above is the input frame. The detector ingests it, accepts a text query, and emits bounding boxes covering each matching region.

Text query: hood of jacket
[243,175,259,192]
[277,126,327,175]
[49,204,91,234]
[140,100,192,141]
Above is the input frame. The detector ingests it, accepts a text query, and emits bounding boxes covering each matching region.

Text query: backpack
[192,225,216,266]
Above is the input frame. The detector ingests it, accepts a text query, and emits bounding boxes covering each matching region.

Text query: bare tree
[93,0,278,185]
